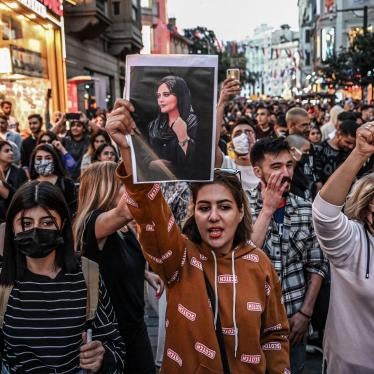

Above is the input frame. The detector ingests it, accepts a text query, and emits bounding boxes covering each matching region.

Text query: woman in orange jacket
[106,97,290,374]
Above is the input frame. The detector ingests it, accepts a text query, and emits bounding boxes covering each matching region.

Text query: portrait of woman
[126,55,218,183]
[145,75,198,179]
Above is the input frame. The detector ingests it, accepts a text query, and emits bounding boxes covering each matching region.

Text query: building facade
[141,0,190,55]
[245,24,300,98]
[0,0,68,129]
[64,0,142,114]
[245,24,273,96]
[298,0,374,98]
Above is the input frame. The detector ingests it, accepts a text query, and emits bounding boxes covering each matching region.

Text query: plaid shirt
[247,187,328,318]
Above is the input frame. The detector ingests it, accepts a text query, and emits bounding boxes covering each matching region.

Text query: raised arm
[319,123,374,205]
[214,78,241,167]
[313,123,374,261]
[106,99,188,284]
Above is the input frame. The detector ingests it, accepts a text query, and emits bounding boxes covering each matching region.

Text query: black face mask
[14,228,64,259]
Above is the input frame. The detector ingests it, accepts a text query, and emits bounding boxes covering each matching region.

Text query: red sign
[40,0,63,16]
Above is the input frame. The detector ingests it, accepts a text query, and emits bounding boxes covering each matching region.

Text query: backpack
[0,256,99,327]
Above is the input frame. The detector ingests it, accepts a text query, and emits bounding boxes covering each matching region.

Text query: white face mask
[232,133,250,155]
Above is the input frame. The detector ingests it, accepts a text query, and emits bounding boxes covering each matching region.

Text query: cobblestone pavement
[145,300,322,374]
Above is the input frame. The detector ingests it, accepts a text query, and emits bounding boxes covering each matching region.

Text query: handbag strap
[204,273,231,374]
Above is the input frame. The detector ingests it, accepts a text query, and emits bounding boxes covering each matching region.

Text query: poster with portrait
[124,54,218,183]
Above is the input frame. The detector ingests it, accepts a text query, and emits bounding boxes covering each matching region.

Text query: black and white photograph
[124,54,218,183]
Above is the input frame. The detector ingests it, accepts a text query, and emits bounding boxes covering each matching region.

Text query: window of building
[132,5,138,22]
[112,1,120,15]
[305,51,311,66]
[305,29,310,43]
[141,0,151,7]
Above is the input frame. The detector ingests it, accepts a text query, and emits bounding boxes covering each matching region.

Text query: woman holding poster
[147,75,198,178]
[105,96,290,374]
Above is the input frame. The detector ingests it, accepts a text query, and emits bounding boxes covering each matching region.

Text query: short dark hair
[0,139,12,152]
[0,113,8,122]
[182,169,252,248]
[0,181,79,286]
[231,117,256,134]
[276,113,287,127]
[92,143,119,163]
[337,111,356,122]
[29,143,66,179]
[27,113,43,125]
[156,75,192,121]
[250,137,291,166]
[0,100,11,108]
[256,104,270,114]
[360,104,372,112]
[338,120,358,138]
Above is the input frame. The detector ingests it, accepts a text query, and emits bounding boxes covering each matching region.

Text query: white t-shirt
[221,155,260,191]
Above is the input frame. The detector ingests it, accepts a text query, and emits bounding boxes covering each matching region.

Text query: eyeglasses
[29,121,40,125]
[40,139,50,144]
[214,168,241,181]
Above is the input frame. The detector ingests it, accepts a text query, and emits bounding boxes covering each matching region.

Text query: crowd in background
[0,84,373,373]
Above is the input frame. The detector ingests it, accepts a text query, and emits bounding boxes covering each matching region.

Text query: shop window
[0,5,50,128]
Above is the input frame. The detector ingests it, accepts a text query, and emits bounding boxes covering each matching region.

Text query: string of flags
[223,41,308,61]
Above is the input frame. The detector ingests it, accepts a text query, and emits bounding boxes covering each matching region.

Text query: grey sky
[167,0,299,41]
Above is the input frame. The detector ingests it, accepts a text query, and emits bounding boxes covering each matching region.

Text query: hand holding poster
[124,54,218,183]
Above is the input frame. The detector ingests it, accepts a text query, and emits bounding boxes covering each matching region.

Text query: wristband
[298,310,312,319]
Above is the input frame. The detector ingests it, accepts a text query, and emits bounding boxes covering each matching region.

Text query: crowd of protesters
[0,78,372,373]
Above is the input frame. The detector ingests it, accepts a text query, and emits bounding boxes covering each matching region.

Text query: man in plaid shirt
[247,137,328,374]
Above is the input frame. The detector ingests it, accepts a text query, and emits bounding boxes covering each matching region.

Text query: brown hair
[345,173,374,223]
[182,169,253,248]
[73,161,122,253]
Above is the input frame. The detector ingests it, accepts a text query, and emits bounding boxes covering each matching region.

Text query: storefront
[0,0,67,129]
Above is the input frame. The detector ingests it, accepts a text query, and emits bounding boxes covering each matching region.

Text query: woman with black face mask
[29,144,77,217]
[0,181,125,372]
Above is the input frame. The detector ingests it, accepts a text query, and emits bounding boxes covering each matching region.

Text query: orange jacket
[118,166,290,373]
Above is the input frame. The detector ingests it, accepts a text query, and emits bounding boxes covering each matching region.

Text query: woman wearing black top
[29,144,77,217]
[0,140,28,190]
[138,75,198,180]
[0,181,125,372]
[74,161,163,373]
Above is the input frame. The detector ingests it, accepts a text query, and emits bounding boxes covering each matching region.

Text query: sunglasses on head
[214,168,241,181]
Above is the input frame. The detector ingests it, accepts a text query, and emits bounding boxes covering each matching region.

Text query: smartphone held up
[226,68,240,81]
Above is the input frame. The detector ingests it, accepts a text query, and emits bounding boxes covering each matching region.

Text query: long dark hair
[87,129,112,157]
[36,131,58,145]
[92,143,119,163]
[0,181,79,286]
[156,75,192,121]
[29,144,66,179]
[182,169,253,248]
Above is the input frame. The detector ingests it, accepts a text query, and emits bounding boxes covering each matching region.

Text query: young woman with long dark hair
[0,181,125,372]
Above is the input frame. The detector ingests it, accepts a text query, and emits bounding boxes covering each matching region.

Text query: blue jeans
[290,339,307,374]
